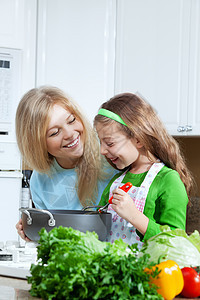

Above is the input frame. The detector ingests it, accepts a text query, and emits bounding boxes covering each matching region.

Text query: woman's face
[96,121,140,170]
[46,104,84,168]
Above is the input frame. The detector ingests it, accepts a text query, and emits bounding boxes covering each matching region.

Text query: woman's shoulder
[30,163,77,185]
[30,170,43,183]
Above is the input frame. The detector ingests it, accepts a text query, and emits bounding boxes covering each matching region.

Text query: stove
[0,241,37,279]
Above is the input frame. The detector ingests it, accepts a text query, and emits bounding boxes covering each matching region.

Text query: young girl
[94,93,193,248]
[15,86,115,241]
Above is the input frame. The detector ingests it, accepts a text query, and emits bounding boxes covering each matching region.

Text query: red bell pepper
[181,267,200,298]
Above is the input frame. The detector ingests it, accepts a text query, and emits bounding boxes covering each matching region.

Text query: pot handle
[19,208,32,225]
[19,208,56,226]
[82,205,102,211]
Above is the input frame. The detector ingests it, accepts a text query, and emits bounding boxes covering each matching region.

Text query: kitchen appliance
[0,241,37,279]
[0,171,22,241]
[0,47,23,242]
[20,208,112,242]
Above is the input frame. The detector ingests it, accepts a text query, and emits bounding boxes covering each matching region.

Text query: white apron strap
[134,162,164,212]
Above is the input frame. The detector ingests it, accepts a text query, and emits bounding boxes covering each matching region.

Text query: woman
[16,86,115,240]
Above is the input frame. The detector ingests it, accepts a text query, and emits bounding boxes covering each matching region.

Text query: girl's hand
[16,219,31,242]
[111,188,149,235]
[111,188,138,221]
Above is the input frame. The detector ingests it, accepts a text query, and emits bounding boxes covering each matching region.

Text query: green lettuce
[139,226,200,268]
[28,227,162,299]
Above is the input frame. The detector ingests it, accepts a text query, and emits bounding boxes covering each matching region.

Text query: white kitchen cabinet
[36,0,116,122]
[0,0,37,95]
[115,0,200,136]
[186,0,200,136]
[0,0,37,242]
[0,0,25,49]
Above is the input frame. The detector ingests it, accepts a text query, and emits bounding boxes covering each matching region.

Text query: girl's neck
[129,153,157,174]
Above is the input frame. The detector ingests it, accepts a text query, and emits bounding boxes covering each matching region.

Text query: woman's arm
[16,219,31,241]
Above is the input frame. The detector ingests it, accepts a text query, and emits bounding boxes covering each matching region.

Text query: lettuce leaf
[139,226,200,268]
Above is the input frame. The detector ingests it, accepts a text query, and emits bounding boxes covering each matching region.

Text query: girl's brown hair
[16,86,107,206]
[94,92,194,199]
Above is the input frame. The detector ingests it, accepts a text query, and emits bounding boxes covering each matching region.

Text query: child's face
[96,121,140,170]
[46,104,84,168]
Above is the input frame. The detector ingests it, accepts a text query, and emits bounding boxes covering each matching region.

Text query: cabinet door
[36,0,116,123]
[0,0,37,94]
[187,0,200,135]
[115,0,191,135]
[0,0,25,48]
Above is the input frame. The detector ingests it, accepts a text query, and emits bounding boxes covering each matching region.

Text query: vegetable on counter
[139,226,200,268]
[28,227,163,299]
[145,260,184,300]
[181,267,200,298]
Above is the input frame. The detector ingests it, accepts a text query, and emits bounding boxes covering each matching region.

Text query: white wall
[36,0,116,123]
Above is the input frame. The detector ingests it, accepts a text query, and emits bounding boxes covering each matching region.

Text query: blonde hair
[94,93,194,199]
[16,86,106,206]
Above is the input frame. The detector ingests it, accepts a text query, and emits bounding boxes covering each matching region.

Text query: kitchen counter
[0,276,41,299]
[0,276,197,299]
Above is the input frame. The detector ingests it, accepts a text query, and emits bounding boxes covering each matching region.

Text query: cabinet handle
[177,126,186,132]
[185,125,192,132]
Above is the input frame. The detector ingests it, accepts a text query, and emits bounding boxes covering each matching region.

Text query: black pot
[20,207,111,242]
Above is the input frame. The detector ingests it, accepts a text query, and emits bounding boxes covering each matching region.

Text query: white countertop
[0,276,41,299]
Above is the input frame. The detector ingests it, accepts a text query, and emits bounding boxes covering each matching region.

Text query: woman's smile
[63,135,80,148]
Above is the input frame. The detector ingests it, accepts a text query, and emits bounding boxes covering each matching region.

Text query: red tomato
[181,267,200,298]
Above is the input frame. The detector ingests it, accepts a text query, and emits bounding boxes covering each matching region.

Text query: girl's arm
[111,188,149,235]
[111,169,188,240]
[144,170,188,240]
[98,172,122,206]
[140,169,188,240]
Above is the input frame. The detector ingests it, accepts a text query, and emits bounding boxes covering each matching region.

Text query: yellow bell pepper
[145,260,184,300]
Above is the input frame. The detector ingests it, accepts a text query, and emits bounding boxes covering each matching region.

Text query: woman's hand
[111,188,149,235]
[16,219,31,242]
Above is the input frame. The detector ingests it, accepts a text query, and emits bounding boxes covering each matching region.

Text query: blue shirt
[30,159,116,210]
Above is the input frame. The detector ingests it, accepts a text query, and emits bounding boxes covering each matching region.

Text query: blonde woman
[15,86,115,240]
